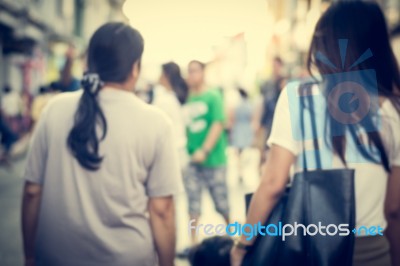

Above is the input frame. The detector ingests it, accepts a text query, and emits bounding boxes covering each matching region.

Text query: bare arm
[239,144,294,245]
[149,196,176,266]
[191,122,224,163]
[252,100,263,133]
[227,108,235,131]
[385,166,400,266]
[231,144,294,266]
[21,181,42,264]
[202,122,224,152]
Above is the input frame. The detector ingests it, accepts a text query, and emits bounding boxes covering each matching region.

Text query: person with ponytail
[161,62,189,105]
[22,22,182,266]
[153,62,189,170]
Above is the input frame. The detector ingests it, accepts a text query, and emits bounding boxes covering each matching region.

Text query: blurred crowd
[0,54,292,173]
[0,48,81,163]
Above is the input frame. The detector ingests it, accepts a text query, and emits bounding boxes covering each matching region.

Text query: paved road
[0,148,261,266]
[0,157,26,266]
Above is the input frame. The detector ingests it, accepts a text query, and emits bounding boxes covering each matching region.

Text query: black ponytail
[174,78,189,105]
[162,62,189,104]
[67,23,144,171]
[67,73,106,170]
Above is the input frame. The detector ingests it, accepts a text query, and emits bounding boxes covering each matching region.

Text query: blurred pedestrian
[182,60,230,249]
[231,2,400,266]
[53,48,81,93]
[19,91,33,134]
[22,22,182,266]
[256,56,286,163]
[153,62,188,170]
[160,62,189,105]
[1,85,23,133]
[0,112,18,164]
[230,88,255,183]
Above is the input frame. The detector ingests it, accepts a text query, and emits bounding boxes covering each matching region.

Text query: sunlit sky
[122,0,273,82]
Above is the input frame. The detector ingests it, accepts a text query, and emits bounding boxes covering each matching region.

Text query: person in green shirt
[183,60,230,246]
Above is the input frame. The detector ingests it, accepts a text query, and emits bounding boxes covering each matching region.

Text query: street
[0,156,25,266]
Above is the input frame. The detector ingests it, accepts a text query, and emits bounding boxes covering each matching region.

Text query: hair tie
[81,72,104,94]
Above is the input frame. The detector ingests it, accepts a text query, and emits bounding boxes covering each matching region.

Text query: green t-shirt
[185,88,227,167]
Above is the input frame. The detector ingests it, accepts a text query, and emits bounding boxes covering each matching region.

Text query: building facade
[0,0,127,95]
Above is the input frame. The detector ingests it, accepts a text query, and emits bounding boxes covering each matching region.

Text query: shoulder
[275,86,290,107]
[46,90,82,107]
[278,81,321,106]
[153,86,178,106]
[140,99,174,129]
[40,90,82,117]
[207,88,222,97]
[202,88,223,103]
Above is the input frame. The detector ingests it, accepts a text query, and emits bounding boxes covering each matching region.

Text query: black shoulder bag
[242,82,356,266]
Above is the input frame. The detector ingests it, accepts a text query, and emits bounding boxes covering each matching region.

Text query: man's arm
[192,91,226,163]
[385,166,400,266]
[202,121,224,153]
[191,122,224,163]
[149,196,176,266]
[21,181,42,265]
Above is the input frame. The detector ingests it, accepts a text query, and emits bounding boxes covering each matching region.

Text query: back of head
[307,1,400,171]
[308,1,400,96]
[162,62,180,76]
[67,22,144,171]
[87,23,144,83]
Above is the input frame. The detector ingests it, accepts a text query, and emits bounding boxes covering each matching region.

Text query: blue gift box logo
[286,39,381,167]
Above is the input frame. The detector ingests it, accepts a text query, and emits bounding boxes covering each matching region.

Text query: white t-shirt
[267,85,400,230]
[152,85,187,149]
[24,88,183,266]
[152,85,188,169]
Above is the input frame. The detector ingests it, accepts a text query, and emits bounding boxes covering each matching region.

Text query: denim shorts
[183,164,230,217]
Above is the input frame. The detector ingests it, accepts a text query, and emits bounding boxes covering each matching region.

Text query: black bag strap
[299,82,322,171]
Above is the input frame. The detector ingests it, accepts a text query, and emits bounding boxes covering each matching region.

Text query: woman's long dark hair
[67,23,144,171]
[307,1,400,172]
[162,62,188,104]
